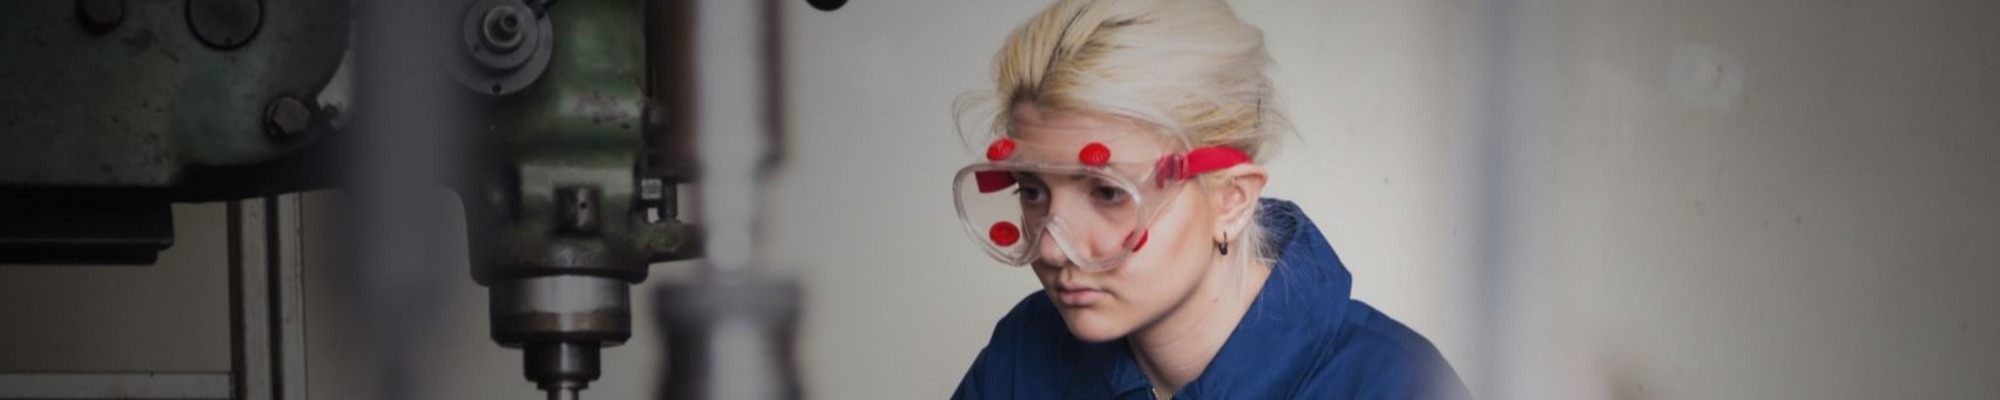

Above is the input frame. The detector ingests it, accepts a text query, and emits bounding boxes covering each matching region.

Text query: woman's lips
[1055,287,1107,306]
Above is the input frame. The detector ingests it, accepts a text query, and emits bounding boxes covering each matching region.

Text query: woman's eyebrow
[1007,172,1095,184]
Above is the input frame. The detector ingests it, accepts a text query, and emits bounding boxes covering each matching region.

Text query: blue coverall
[953,199,1471,399]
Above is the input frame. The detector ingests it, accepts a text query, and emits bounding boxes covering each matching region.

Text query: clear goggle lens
[953,163,1174,271]
[952,135,1251,272]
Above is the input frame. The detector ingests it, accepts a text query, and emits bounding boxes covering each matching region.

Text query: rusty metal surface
[0,0,347,187]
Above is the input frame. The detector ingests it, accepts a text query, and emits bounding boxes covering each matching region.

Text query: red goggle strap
[974,146,1251,194]
[1165,146,1253,182]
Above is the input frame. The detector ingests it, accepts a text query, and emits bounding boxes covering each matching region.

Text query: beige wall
[1507,0,2000,398]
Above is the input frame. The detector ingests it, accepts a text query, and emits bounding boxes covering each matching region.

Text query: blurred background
[1,0,1996,399]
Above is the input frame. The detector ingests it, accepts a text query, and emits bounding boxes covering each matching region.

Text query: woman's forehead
[1008,107,1175,163]
[1011,105,1141,131]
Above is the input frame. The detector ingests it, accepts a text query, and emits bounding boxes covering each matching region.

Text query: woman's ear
[1211,164,1268,242]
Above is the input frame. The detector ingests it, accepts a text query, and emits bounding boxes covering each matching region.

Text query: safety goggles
[952,135,1252,271]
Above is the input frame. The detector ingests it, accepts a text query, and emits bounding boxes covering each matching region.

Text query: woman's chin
[1059,309,1137,343]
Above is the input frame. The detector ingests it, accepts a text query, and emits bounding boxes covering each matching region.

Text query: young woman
[948,0,1468,398]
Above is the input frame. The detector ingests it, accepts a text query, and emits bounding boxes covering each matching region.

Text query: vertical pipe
[693,0,774,274]
[347,0,471,398]
[1469,0,1554,398]
[656,1,802,400]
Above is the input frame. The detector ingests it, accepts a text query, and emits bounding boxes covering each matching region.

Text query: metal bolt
[187,0,264,50]
[482,5,527,52]
[75,0,124,34]
[263,96,313,140]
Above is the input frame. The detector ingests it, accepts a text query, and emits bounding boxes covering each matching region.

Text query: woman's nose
[1033,192,1100,269]
[1033,226,1072,268]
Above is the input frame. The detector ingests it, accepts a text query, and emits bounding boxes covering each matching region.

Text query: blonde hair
[959,0,1288,267]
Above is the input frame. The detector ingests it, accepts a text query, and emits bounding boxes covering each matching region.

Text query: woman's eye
[1015,186,1049,204]
[1091,185,1129,203]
